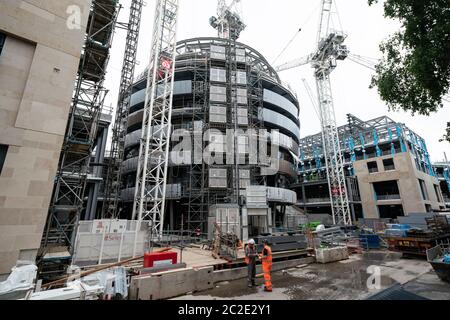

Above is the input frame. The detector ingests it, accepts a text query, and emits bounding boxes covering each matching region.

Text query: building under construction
[2,0,450,302]
[293,114,447,220]
[114,37,300,240]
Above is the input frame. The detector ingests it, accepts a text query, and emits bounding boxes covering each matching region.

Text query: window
[378,205,405,219]
[383,158,395,171]
[0,32,5,56]
[0,144,8,174]
[367,161,378,173]
[434,185,443,203]
[373,180,401,200]
[418,179,429,200]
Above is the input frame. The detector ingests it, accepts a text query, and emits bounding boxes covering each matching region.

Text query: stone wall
[0,0,91,276]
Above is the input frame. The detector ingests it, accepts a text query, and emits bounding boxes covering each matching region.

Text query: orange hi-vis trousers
[262,262,272,291]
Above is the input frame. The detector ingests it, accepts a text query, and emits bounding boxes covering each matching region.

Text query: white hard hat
[248,239,255,245]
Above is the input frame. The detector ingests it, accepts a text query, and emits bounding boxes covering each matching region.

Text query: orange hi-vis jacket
[261,245,272,264]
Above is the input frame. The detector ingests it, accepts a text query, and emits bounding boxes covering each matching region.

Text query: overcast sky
[103,0,450,162]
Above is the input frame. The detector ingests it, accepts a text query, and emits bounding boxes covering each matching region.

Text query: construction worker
[244,239,258,287]
[260,239,273,292]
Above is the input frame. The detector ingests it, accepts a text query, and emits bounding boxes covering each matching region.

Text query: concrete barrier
[213,257,315,283]
[129,266,214,300]
[315,246,349,264]
[129,257,315,300]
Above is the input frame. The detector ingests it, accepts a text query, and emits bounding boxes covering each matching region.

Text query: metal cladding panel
[263,89,298,119]
[236,48,246,63]
[209,168,227,188]
[267,187,297,204]
[130,81,193,106]
[236,71,247,85]
[260,108,300,140]
[210,68,227,82]
[246,186,268,206]
[210,105,227,123]
[246,207,269,216]
[211,45,226,60]
[210,85,227,102]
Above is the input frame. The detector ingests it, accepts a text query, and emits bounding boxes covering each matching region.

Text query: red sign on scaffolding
[160,57,172,70]
[157,56,173,80]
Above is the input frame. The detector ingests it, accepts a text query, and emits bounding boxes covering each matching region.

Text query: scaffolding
[38,0,120,280]
[102,0,144,219]
[186,52,209,233]
[132,0,179,247]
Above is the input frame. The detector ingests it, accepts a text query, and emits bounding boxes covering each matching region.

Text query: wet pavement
[173,251,450,300]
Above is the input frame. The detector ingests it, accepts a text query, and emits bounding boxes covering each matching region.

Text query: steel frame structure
[102,0,144,219]
[132,0,179,242]
[38,0,120,278]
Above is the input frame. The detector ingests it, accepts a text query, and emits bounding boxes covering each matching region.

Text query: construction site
[0,0,449,302]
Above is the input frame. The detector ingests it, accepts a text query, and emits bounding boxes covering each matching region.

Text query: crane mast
[275,0,352,225]
[103,0,144,219]
[312,0,351,225]
[132,0,179,242]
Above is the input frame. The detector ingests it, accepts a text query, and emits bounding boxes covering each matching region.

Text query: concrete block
[193,267,214,292]
[131,266,221,300]
[315,246,349,264]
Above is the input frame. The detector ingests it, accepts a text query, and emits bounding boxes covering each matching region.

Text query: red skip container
[144,252,177,268]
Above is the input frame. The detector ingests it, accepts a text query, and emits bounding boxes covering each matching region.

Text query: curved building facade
[120,37,300,239]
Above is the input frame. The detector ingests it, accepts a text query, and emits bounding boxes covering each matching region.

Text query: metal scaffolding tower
[132,0,179,243]
[276,0,352,225]
[38,0,120,279]
[211,0,247,204]
[102,0,144,219]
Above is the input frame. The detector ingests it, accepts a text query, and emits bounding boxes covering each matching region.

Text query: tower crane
[102,0,144,219]
[209,0,246,41]
[276,0,352,226]
[132,0,179,248]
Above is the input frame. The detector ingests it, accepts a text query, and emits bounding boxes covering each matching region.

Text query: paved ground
[174,251,450,300]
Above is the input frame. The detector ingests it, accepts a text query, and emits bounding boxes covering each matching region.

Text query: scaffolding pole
[102,0,144,219]
[132,0,179,251]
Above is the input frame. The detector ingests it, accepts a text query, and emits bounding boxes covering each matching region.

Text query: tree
[368,0,450,142]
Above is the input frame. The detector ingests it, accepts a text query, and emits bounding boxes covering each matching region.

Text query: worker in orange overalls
[260,239,273,292]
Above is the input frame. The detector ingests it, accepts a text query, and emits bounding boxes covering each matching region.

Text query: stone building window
[367,161,378,173]
[0,144,8,174]
[0,32,5,56]
[418,179,429,200]
[383,158,395,171]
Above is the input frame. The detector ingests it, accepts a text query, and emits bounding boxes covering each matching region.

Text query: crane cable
[272,1,322,65]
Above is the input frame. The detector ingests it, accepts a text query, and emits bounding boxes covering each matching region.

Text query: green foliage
[368,0,450,119]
